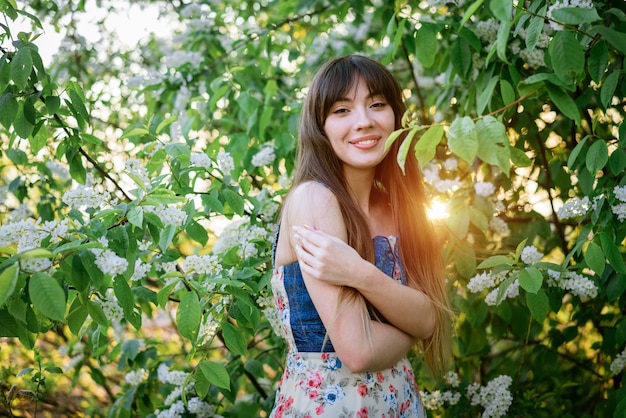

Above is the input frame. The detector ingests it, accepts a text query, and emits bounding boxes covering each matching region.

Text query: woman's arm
[283,182,415,372]
[293,221,436,340]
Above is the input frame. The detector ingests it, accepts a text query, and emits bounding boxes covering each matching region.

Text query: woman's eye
[332,108,348,114]
[371,102,386,108]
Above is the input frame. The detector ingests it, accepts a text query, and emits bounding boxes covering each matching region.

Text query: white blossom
[610,347,626,375]
[251,146,276,167]
[521,245,543,265]
[0,218,47,252]
[217,151,235,174]
[190,152,212,169]
[125,158,151,187]
[468,375,513,418]
[183,254,222,276]
[468,271,497,293]
[489,217,510,235]
[212,217,269,258]
[131,260,151,282]
[614,185,626,202]
[557,196,590,220]
[63,184,111,210]
[474,181,496,197]
[612,203,626,222]
[520,47,545,69]
[164,50,204,69]
[443,158,458,171]
[45,160,71,182]
[125,369,147,386]
[142,205,187,227]
[445,371,460,388]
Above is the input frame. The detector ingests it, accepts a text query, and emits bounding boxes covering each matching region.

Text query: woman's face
[323,77,395,175]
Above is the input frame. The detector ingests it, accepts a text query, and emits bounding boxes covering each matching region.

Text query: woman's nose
[354,108,374,130]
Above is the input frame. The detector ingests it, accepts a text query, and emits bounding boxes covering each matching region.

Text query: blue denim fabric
[274,233,406,353]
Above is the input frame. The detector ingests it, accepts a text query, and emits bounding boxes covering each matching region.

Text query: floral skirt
[269,351,426,418]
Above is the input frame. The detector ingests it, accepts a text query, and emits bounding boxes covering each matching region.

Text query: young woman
[270,55,451,417]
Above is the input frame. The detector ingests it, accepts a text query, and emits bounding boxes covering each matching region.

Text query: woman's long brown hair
[291,55,452,378]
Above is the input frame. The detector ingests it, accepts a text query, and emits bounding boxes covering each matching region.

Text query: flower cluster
[182,254,222,276]
[467,375,513,418]
[474,181,496,197]
[142,205,188,227]
[467,270,519,306]
[125,158,151,187]
[0,218,47,252]
[125,368,147,386]
[520,245,543,265]
[190,152,212,170]
[217,151,235,174]
[557,196,590,220]
[212,217,271,258]
[610,347,626,376]
[62,183,111,210]
[612,185,626,221]
[251,146,276,167]
[96,289,124,326]
[257,294,284,338]
[153,363,220,418]
[131,260,152,282]
[546,269,598,299]
[91,238,129,277]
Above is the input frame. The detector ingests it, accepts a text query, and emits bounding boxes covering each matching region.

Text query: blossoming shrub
[0,0,625,416]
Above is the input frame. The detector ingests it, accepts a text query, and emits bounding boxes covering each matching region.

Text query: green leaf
[592,26,626,55]
[447,116,478,164]
[549,31,584,83]
[477,255,515,269]
[490,0,512,22]
[525,9,546,50]
[584,242,605,277]
[460,0,484,28]
[496,20,512,63]
[519,267,543,294]
[127,206,144,228]
[585,140,608,174]
[397,127,419,174]
[609,148,626,176]
[176,291,201,342]
[526,290,549,323]
[13,102,35,139]
[66,148,87,184]
[588,41,609,84]
[446,209,469,239]
[113,276,135,318]
[384,128,408,153]
[599,232,626,274]
[451,37,472,79]
[551,7,601,25]
[158,224,176,251]
[221,321,247,356]
[500,79,515,105]
[68,88,89,127]
[476,116,510,173]
[546,84,580,125]
[414,125,444,168]
[415,24,437,68]
[567,135,589,170]
[197,361,230,391]
[600,71,620,109]
[223,188,244,216]
[0,93,18,130]
[0,265,19,307]
[186,220,208,246]
[477,76,498,114]
[454,240,476,279]
[156,115,178,134]
[28,273,66,322]
[10,47,33,89]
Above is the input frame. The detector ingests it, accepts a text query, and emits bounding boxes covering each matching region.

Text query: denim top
[273,232,407,352]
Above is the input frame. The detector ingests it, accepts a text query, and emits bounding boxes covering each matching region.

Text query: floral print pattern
[269,235,426,417]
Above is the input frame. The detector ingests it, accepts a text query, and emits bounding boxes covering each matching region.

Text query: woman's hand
[293,225,364,288]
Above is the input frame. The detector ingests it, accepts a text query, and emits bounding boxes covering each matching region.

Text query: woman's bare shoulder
[284,181,344,234]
